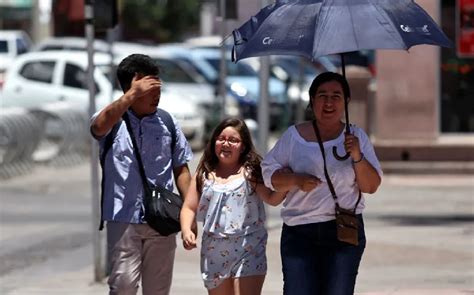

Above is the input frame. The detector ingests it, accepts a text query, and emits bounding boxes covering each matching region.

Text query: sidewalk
[1,164,473,294]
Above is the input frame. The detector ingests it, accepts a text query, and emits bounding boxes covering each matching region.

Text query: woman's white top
[261,124,383,226]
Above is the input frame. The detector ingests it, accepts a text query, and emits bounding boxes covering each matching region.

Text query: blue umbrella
[232,0,452,160]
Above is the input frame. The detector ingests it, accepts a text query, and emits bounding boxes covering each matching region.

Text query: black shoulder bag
[98,109,182,236]
[312,120,360,246]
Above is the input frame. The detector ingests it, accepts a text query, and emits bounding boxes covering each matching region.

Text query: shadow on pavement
[377,214,474,226]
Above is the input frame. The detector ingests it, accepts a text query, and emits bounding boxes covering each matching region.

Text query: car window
[64,63,100,92]
[20,61,55,83]
[16,38,29,55]
[0,40,7,53]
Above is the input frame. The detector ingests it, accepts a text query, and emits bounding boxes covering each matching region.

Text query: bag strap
[311,120,361,213]
[98,109,176,230]
[122,112,152,194]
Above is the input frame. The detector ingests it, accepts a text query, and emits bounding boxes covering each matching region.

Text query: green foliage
[121,0,200,43]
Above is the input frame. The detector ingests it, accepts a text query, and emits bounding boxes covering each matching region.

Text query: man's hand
[127,74,162,101]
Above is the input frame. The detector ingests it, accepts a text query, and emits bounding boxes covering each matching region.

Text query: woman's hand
[181,229,197,250]
[344,133,363,162]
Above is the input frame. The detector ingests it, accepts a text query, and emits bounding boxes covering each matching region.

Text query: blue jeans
[281,215,366,295]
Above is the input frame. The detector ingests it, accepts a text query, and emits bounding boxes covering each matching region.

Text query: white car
[0,30,32,88]
[0,50,206,149]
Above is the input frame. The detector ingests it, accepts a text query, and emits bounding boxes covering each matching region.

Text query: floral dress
[196,175,268,289]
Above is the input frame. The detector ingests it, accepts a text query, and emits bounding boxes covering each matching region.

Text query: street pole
[258,1,271,154]
[84,0,104,282]
[219,0,227,120]
[296,57,305,123]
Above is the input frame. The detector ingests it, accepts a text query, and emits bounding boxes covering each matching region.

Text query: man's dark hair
[116,54,159,93]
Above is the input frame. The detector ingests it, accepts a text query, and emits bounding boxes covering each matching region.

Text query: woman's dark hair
[195,118,263,194]
[307,71,351,110]
[116,54,159,93]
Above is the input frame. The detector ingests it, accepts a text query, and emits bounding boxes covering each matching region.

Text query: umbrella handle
[332,146,350,161]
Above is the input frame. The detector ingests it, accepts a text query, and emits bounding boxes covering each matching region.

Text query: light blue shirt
[91,109,193,224]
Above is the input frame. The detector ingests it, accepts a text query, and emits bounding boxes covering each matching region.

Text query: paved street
[0,157,473,294]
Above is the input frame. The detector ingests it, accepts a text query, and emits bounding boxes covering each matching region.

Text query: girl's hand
[344,133,362,162]
[181,230,197,250]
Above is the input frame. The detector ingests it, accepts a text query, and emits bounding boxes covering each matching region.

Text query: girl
[180,118,289,295]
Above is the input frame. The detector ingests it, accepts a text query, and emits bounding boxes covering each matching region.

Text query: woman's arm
[180,175,199,250]
[344,133,381,193]
[352,157,381,193]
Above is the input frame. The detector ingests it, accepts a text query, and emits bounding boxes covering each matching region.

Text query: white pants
[107,222,176,295]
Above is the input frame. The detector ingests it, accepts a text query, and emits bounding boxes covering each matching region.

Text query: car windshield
[205,58,257,77]
[173,56,218,84]
[275,58,318,76]
[154,58,195,83]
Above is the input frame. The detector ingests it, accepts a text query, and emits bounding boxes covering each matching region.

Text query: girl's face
[214,126,244,165]
[311,80,346,124]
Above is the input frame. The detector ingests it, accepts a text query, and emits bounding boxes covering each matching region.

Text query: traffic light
[94,0,118,31]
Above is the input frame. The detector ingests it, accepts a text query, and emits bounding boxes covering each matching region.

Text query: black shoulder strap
[311,120,361,213]
[98,122,121,230]
[157,108,176,155]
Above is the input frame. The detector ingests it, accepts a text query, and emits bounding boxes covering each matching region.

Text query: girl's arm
[255,183,289,206]
[180,175,199,250]
[271,170,322,193]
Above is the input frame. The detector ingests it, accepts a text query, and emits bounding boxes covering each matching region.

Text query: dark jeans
[281,215,366,295]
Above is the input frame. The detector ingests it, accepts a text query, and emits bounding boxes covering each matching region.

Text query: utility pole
[84,0,105,283]
[258,0,271,154]
[218,0,227,120]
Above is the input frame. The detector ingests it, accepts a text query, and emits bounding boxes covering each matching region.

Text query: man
[91,54,192,295]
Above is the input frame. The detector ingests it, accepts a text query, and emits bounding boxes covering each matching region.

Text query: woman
[261,72,383,295]
[180,118,289,295]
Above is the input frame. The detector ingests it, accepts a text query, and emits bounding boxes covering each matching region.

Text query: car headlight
[225,95,241,117]
[230,82,248,97]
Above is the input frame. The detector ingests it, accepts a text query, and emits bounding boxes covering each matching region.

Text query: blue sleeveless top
[196,176,266,237]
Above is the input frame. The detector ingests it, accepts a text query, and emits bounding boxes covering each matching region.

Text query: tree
[120,0,200,43]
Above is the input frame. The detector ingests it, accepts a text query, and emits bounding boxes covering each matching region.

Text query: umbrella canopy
[231,0,452,160]
[232,0,452,62]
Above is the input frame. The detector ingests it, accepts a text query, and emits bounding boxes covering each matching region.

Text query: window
[0,40,7,53]
[64,63,100,92]
[441,0,474,132]
[16,38,29,55]
[20,61,55,83]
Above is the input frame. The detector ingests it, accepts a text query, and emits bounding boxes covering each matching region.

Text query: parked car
[151,44,256,118]
[32,36,110,53]
[0,30,32,89]
[189,48,289,130]
[0,50,206,149]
